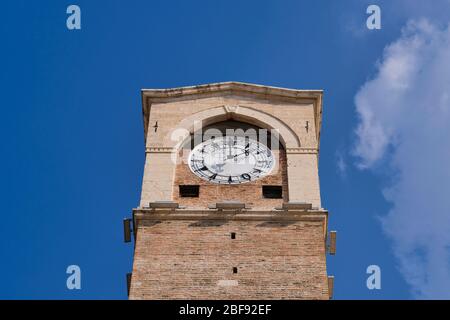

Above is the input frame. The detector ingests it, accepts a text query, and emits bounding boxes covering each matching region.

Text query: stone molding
[133,208,328,221]
[286,147,319,154]
[145,147,174,153]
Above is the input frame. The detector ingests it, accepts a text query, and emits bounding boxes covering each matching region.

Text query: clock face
[188,136,275,184]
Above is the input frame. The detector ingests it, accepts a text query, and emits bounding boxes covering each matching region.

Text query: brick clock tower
[125,82,336,300]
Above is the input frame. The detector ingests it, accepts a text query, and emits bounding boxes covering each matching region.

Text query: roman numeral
[241,173,251,180]
[209,173,217,180]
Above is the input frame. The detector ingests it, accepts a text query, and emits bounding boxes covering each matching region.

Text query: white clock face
[188,136,275,184]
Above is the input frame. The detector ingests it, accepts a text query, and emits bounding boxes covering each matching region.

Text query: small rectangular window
[233,267,238,274]
[262,185,283,199]
[179,185,199,197]
[231,232,236,239]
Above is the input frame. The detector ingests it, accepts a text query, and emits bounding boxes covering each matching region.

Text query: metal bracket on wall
[123,218,133,243]
[327,231,337,255]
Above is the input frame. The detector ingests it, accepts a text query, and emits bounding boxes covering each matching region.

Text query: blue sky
[1,0,449,299]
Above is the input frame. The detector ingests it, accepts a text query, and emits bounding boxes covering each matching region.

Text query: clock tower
[127,82,334,299]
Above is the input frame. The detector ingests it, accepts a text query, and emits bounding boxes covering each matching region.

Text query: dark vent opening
[179,185,199,197]
[231,232,236,239]
[233,267,238,274]
[262,185,283,199]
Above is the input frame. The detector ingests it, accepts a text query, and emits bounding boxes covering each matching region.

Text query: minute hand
[233,150,250,158]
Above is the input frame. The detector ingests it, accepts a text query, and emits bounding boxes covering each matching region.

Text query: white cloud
[353,19,450,299]
[336,150,347,178]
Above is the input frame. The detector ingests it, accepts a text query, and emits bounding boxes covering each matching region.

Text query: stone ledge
[133,208,328,222]
[132,208,329,239]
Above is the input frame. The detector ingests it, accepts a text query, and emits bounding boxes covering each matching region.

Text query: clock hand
[233,150,250,158]
[227,142,234,159]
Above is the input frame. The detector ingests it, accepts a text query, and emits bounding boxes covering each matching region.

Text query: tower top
[131,82,332,300]
[141,81,324,147]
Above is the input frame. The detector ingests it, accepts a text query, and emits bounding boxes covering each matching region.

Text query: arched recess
[164,105,301,150]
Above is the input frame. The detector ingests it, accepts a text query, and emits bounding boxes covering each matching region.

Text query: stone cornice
[132,208,328,238]
[142,82,323,101]
[133,208,327,222]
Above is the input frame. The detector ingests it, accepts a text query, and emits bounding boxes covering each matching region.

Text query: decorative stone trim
[145,147,174,153]
[224,105,239,114]
[286,147,318,154]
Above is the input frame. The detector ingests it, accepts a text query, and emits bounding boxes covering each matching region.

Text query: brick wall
[129,219,329,300]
